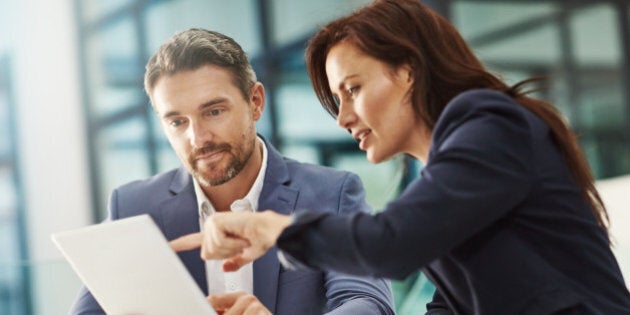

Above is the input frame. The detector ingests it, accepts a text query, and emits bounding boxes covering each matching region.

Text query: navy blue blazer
[69,140,394,315]
[277,89,630,314]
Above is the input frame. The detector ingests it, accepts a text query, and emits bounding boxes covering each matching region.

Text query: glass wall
[72,0,630,314]
[0,56,31,315]
[75,0,383,221]
[453,0,630,179]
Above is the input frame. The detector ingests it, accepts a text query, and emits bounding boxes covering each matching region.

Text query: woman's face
[325,41,430,163]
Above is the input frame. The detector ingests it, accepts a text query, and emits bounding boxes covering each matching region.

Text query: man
[70,28,394,315]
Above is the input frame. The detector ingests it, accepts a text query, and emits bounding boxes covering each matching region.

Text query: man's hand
[207,292,271,315]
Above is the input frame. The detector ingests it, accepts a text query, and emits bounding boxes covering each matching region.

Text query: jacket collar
[254,137,298,313]
[169,165,193,195]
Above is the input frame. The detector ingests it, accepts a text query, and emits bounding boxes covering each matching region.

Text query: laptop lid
[52,214,216,315]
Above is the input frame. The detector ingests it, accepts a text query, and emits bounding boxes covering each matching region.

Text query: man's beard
[189,139,254,187]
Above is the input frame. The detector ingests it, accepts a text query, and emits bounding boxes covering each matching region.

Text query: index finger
[170,232,203,252]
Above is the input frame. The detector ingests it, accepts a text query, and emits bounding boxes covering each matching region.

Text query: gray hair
[144,28,257,100]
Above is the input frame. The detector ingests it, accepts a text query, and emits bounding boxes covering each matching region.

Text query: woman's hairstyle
[305,0,609,234]
[144,28,257,100]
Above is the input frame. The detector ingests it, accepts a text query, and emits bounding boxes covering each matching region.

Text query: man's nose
[188,120,212,148]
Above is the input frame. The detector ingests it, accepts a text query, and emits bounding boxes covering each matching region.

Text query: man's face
[151,65,264,187]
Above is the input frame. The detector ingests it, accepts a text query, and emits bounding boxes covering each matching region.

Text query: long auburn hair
[305,0,609,234]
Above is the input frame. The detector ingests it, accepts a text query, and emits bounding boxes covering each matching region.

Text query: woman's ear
[403,64,414,83]
[395,64,414,89]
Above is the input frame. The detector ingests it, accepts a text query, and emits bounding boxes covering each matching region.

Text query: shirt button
[202,202,211,216]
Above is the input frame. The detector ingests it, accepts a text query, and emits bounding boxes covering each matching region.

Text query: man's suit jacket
[70,140,394,315]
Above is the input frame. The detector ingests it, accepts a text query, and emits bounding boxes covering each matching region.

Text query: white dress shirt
[192,137,268,295]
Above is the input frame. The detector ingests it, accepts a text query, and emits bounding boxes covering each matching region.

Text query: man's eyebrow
[199,97,227,111]
[162,110,179,119]
[160,97,228,119]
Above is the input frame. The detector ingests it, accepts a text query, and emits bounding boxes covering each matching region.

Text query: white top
[192,137,268,295]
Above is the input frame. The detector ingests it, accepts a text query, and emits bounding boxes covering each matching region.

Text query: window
[0,55,31,315]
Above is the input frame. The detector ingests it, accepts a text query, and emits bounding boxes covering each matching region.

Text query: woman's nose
[336,101,356,129]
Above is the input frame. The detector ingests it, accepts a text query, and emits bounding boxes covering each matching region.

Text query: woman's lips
[355,130,371,150]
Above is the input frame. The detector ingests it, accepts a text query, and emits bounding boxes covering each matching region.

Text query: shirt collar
[193,137,268,217]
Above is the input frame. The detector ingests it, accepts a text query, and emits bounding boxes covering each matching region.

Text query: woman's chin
[366,150,384,164]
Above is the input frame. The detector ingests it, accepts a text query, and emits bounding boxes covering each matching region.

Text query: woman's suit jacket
[277,89,630,314]
[69,140,394,315]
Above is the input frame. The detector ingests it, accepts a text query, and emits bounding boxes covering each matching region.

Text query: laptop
[51,214,216,315]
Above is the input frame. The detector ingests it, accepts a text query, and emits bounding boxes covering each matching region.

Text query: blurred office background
[1,0,630,314]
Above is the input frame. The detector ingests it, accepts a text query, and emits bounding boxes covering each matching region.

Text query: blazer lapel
[254,140,298,314]
[158,167,208,294]
[159,167,199,239]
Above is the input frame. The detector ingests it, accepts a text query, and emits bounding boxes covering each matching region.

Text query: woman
[190,0,630,313]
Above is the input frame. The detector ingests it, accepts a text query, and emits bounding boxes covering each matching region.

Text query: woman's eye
[333,95,341,107]
[347,86,359,96]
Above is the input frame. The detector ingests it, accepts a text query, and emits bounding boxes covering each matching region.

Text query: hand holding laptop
[207,292,271,315]
[52,215,217,315]
[52,215,271,315]
[168,233,272,315]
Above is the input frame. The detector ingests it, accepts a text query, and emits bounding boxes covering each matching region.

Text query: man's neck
[201,140,263,211]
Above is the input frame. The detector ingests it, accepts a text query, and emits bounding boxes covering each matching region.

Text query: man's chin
[194,170,232,187]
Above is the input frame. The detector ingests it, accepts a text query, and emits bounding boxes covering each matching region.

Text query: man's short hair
[144,28,257,100]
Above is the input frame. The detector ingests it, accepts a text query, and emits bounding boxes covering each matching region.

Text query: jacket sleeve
[425,289,454,315]
[277,90,535,280]
[68,287,105,315]
[322,173,395,315]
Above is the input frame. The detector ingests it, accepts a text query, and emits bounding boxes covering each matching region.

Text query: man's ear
[250,82,265,121]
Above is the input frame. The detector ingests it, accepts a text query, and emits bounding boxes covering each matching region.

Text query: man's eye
[170,119,185,127]
[205,109,223,117]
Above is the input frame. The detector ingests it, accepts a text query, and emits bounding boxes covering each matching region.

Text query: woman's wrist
[258,211,292,248]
